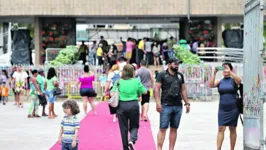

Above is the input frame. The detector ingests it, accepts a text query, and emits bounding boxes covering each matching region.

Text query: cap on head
[167,58,180,64]
[38,69,44,73]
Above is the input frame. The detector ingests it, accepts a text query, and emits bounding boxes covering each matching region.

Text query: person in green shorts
[28,69,43,118]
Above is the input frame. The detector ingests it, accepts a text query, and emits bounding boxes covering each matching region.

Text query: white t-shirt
[12,71,28,84]
[107,70,121,87]
[118,62,127,72]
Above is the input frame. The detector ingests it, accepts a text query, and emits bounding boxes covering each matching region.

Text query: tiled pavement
[1,99,262,150]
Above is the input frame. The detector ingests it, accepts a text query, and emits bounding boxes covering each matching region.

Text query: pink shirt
[79,75,95,88]
[126,41,135,52]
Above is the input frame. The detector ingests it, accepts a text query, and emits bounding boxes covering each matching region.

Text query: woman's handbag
[53,87,62,96]
[108,80,120,108]
[38,94,47,106]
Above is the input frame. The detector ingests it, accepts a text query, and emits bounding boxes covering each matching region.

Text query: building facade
[0,0,245,16]
[0,0,251,64]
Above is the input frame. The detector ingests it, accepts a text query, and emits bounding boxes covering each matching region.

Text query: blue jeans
[89,52,96,65]
[62,142,78,150]
[160,105,183,129]
[168,49,174,59]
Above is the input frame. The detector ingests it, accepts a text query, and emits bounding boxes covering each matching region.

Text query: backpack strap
[114,71,120,75]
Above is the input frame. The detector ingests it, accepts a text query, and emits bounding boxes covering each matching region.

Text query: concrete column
[0,25,3,55]
[34,17,41,65]
[7,23,11,54]
[2,22,9,54]
[216,17,223,47]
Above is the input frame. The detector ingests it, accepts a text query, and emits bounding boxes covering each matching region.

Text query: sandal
[27,115,33,118]
[143,116,148,122]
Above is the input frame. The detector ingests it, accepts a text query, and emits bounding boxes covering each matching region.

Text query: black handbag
[236,83,243,114]
[53,87,62,96]
[38,95,47,106]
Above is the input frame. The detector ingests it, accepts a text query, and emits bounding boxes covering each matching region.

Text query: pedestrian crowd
[0,36,242,150]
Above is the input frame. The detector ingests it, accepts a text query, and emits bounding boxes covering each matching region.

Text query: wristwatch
[184,103,190,106]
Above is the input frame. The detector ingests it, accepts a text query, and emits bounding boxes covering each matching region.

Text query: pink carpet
[50,102,156,150]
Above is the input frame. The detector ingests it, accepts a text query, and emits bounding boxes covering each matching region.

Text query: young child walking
[58,100,80,150]
[0,82,9,105]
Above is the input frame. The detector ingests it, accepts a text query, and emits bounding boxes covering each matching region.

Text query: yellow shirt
[138,40,144,50]
[97,47,103,56]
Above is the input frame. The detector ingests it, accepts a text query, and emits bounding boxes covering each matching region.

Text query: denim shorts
[160,105,183,129]
[80,88,97,97]
[1,96,7,101]
[62,142,78,150]
[46,90,56,103]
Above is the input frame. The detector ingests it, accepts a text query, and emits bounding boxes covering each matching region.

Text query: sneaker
[128,141,134,150]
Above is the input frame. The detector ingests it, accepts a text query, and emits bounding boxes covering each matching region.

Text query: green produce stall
[173,45,201,65]
[48,45,79,66]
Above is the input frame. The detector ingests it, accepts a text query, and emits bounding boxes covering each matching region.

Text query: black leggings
[117,101,139,150]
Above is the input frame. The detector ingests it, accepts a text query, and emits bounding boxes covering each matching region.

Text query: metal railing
[197,47,244,63]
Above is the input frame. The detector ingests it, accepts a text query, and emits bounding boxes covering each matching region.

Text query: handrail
[197,47,244,62]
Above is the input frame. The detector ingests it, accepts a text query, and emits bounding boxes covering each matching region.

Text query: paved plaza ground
[1,98,261,150]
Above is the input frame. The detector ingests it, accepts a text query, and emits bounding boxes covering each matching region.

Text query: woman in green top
[45,67,59,119]
[111,64,147,150]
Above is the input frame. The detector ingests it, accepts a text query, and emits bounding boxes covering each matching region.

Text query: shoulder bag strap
[117,79,120,92]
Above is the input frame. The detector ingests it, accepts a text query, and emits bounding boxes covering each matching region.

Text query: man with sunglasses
[155,58,190,150]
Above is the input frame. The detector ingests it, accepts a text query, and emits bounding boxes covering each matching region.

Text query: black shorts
[97,56,103,65]
[141,91,150,106]
[80,88,97,97]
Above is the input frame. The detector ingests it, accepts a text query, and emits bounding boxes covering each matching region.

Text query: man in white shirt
[118,56,127,72]
[12,65,28,108]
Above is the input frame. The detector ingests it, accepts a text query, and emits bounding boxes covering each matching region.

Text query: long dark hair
[84,65,89,73]
[47,67,57,80]
[2,70,8,79]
